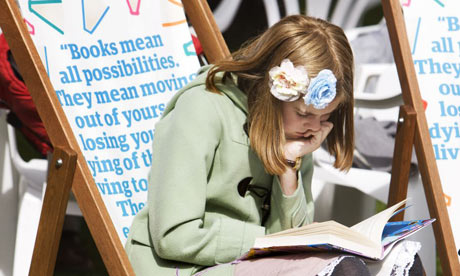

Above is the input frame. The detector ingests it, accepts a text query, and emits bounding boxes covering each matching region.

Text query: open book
[242,200,434,260]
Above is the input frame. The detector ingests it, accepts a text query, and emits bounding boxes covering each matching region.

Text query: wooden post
[388,105,416,221]
[382,0,460,274]
[29,147,77,276]
[183,0,231,63]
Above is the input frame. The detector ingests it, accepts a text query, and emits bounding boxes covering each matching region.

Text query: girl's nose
[306,116,322,132]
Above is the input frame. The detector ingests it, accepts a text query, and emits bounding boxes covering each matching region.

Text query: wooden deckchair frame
[0,0,228,275]
[382,0,460,274]
[0,0,458,274]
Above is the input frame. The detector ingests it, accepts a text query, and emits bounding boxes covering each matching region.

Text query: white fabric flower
[269,59,309,102]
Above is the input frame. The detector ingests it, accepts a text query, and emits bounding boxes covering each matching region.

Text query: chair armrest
[7,124,48,184]
[313,148,391,203]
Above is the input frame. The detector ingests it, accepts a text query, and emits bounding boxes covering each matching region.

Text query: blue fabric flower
[304,69,337,109]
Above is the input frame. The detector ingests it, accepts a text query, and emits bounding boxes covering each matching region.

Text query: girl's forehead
[293,98,340,113]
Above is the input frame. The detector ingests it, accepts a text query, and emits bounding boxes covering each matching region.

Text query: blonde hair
[206,15,354,175]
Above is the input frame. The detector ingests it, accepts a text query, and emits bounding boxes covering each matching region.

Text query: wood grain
[29,147,77,276]
[183,0,231,63]
[388,105,416,221]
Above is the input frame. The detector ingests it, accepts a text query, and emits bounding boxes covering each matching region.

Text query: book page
[254,221,381,258]
[254,231,383,259]
[265,222,378,247]
[265,221,349,237]
[351,200,407,244]
[250,200,414,260]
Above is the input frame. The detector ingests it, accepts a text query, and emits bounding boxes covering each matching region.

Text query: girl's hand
[278,121,333,195]
[284,121,334,160]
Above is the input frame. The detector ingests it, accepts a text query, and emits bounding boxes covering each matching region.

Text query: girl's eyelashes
[297,112,330,121]
[297,112,312,117]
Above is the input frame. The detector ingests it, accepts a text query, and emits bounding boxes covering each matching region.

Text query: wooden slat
[388,105,416,221]
[382,0,460,274]
[0,0,135,275]
[183,0,231,63]
[29,147,77,276]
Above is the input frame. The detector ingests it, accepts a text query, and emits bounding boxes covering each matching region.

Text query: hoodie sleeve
[264,154,315,234]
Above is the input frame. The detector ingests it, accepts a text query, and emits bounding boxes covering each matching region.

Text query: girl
[125,15,421,275]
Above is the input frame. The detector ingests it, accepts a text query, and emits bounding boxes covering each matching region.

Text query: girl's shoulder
[162,65,246,119]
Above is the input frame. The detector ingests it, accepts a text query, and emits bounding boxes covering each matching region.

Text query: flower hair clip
[304,69,337,110]
[269,59,337,109]
[269,59,309,102]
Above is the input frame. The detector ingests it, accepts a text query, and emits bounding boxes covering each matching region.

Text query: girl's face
[281,98,340,140]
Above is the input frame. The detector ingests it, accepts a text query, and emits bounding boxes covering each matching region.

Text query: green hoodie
[125,66,314,275]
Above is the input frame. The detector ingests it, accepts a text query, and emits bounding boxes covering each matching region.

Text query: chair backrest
[6,123,47,186]
[15,0,201,244]
[306,0,381,29]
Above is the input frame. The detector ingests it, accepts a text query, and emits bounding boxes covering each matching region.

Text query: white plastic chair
[312,61,436,275]
[0,109,17,276]
[264,0,380,29]
[312,63,403,204]
[262,0,300,26]
[6,121,46,276]
[211,0,300,32]
[212,0,242,33]
[331,0,381,29]
[5,121,81,276]
[211,0,382,33]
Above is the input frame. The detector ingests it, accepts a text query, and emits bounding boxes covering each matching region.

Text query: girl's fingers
[284,122,334,158]
[306,122,333,143]
[320,121,334,139]
[300,122,334,154]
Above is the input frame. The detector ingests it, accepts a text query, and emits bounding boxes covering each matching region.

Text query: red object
[191,34,203,56]
[0,33,52,156]
[422,99,428,110]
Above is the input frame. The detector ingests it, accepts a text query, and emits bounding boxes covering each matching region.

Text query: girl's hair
[206,15,354,175]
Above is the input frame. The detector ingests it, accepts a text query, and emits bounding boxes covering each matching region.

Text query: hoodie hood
[162,65,248,118]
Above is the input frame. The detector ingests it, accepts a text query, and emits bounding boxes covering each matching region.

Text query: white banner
[402,0,460,259]
[18,0,200,244]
